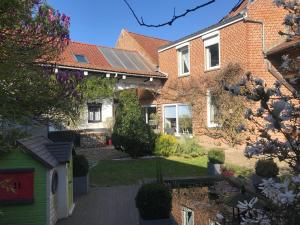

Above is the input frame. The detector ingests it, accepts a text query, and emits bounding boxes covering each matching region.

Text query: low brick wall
[80,132,106,148]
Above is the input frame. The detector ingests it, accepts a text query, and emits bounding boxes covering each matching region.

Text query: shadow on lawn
[90,156,208,187]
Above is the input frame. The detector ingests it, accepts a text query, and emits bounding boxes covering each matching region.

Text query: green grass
[90,156,208,186]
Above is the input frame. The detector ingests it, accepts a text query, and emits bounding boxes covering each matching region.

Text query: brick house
[51,0,293,146]
[115,0,290,141]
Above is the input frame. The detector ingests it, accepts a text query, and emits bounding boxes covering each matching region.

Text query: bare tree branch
[123,0,216,28]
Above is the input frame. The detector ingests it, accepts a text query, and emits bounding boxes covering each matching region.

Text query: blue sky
[47,0,240,47]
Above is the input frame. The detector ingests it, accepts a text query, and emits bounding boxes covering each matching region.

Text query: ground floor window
[207,91,219,128]
[142,105,158,129]
[163,104,192,135]
[182,208,194,225]
[88,103,102,123]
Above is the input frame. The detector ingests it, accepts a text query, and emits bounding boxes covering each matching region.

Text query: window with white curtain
[177,45,190,76]
[207,91,219,128]
[182,208,194,225]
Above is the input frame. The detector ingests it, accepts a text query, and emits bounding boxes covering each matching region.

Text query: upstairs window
[75,54,88,63]
[203,32,220,70]
[177,44,190,76]
[88,103,102,123]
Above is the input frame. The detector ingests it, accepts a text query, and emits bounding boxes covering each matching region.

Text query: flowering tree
[220,1,300,224]
[0,0,114,128]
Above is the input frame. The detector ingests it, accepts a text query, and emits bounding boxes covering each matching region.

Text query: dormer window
[75,54,88,63]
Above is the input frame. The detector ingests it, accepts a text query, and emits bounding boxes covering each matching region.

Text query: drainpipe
[243,15,266,53]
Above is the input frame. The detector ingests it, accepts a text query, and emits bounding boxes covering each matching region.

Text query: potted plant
[73,154,89,196]
[252,159,279,190]
[135,183,173,225]
[207,149,225,176]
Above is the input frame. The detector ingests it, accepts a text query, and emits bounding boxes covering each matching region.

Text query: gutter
[54,65,167,79]
[243,15,266,53]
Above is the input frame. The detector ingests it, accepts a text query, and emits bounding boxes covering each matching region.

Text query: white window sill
[207,123,220,128]
[205,66,220,72]
[178,73,190,77]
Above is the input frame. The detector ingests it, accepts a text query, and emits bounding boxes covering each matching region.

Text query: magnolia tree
[225,73,300,224]
[219,1,300,224]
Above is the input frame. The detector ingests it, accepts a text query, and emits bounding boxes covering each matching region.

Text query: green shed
[0,136,74,225]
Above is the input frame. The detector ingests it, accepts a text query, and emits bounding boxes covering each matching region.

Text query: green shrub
[154,134,178,157]
[255,159,279,178]
[135,183,172,220]
[176,138,206,158]
[112,90,156,157]
[73,155,89,177]
[208,149,225,164]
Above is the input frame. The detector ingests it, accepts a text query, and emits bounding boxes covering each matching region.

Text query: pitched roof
[158,14,244,51]
[266,37,300,56]
[222,0,249,21]
[55,41,166,78]
[126,31,170,65]
[18,136,73,168]
[158,1,251,51]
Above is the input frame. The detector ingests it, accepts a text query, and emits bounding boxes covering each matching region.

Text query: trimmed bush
[135,183,172,220]
[176,138,206,158]
[255,159,279,178]
[112,90,156,157]
[208,149,225,164]
[73,155,89,177]
[154,134,178,157]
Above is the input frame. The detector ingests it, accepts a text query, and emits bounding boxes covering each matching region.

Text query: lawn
[90,156,208,186]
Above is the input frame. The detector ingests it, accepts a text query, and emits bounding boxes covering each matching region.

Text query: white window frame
[203,31,220,71]
[182,207,194,225]
[207,90,218,128]
[142,105,157,124]
[162,103,192,136]
[177,43,190,77]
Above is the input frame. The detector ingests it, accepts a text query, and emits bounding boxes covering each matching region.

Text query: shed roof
[18,136,58,168]
[46,142,73,163]
[18,136,73,168]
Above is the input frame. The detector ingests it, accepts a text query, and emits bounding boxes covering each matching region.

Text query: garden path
[57,185,140,225]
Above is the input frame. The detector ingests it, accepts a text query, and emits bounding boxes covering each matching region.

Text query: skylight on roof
[75,54,88,63]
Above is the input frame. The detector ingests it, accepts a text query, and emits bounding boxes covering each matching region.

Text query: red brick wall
[157,0,289,137]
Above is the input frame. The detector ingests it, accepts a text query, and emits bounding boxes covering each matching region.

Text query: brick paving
[57,186,140,225]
